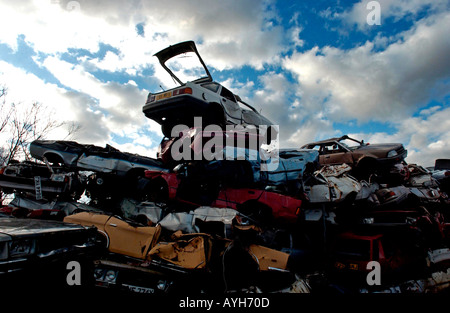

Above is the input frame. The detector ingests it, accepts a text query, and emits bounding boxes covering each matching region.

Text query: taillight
[445,171,450,177]
[173,87,192,96]
[147,94,155,103]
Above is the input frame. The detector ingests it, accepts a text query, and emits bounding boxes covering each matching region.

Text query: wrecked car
[300,135,407,178]
[158,131,319,195]
[329,230,427,288]
[142,41,273,136]
[304,164,375,204]
[1,194,102,220]
[157,126,271,166]
[29,140,168,204]
[0,161,84,200]
[64,212,161,259]
[0,215,98,288]
[145,164,304,224]
[30,140,166,177]
[64,209,295,294]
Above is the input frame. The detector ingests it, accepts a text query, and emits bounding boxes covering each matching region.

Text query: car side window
[201,82,220,93]
[220,87,237,103]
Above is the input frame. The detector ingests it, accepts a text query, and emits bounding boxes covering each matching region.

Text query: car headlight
[9,239,35,257]
[105,270,117,282]
[387,150,398,158]
[0,242,8,260]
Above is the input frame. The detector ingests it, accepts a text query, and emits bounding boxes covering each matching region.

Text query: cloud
[339,0,450,31]
[279,11,450,164]
[282,11,450,124]
[0,0,448,167]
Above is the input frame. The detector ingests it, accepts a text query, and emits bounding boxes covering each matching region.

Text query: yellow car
[64,212,161,259]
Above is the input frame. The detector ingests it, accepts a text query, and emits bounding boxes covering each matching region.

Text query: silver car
[142,41,274,137]
[29,140,166,177]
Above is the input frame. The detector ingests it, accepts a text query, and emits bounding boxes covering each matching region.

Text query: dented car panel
[305,164,365,203]
[64,212,161,259]
[248,244,290,271]
[148,233,212,269]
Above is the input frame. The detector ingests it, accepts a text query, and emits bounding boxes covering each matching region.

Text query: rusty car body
[300,135,407,177]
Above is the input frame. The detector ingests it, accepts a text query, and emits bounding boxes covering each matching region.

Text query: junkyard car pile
[1,41,450,294]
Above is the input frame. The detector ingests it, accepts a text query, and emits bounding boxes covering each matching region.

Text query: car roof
[301,135,366,147]
[303,135,350,146]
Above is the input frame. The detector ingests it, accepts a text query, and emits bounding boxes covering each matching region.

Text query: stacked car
[0,41,449,294]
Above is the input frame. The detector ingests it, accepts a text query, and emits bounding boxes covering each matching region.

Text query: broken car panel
[64,212,161,259]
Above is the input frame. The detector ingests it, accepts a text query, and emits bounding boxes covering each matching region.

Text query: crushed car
[30,140,166,176]
[64,209,298,294]
[0,215,98,289]
[0,161,85,201]
[144,163,304,224]
[1,194,102,220]
[142,41,274,137]
[300,135,407,178]
[29,140,168,205]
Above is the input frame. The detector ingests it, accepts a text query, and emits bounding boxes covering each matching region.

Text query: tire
[237,201,273,226]
[354,158,378,180]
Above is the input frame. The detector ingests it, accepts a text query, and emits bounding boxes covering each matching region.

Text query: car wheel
[146,178,169,203]
[354,158,378,180]
[237,201,273,226]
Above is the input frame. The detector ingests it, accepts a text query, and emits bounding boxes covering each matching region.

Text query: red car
[144,169,303,224]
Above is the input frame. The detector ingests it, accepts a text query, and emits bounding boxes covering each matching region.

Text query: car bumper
[377,150,408,165]
[143,95,213,124]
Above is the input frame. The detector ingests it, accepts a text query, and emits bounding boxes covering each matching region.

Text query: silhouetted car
[144,164,304,224]
[0,216,98,288]
[300,135,407,177]
[29,140,168,204]
[142,41,273,136]
[30,140,166,177]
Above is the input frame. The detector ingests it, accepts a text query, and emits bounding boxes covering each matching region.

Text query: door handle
[109,223,117,227]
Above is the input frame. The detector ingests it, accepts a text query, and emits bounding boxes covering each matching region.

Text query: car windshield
[339,138,362,150]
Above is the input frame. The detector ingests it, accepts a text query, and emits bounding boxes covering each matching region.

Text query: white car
[142,41,274,137]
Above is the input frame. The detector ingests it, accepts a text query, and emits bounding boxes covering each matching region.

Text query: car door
[320,143,353,166]
[105,216,161,259]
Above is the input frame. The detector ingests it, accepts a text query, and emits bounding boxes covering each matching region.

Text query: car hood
[0,217,88,238]
[354,143,403,153]
[154,41,212,86]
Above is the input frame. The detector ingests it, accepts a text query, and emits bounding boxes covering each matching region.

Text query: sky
[0,0,449,167]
